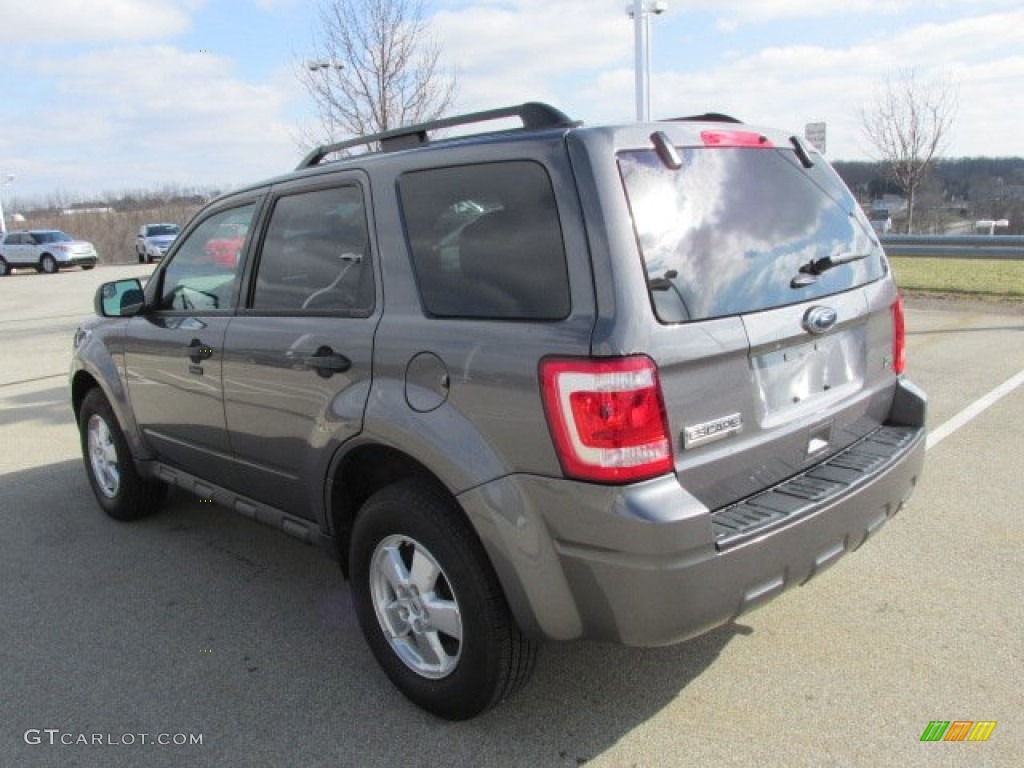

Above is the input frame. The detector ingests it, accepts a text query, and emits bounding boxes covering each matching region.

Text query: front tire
[0,258,9,276]
[79,388,166,521]
[350,480,537,720]
[40,254,58,274]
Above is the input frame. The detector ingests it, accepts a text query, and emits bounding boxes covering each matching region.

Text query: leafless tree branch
[859,68,958,233]
[297,0,457,153]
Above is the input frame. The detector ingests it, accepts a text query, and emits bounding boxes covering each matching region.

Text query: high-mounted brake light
[891,295,906,375]
[539,356,673,483]
[700,130,773,148]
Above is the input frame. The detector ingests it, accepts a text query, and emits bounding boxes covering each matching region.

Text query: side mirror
[95,278,145,317]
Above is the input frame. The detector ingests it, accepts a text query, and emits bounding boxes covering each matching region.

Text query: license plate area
[752,327,866,421]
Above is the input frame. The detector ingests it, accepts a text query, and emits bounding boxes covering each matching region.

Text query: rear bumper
[459,380,927,646]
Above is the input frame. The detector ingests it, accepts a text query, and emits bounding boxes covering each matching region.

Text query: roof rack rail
[297,102,579,170]
[663,113,742,124]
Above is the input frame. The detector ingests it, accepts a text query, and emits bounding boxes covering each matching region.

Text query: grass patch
[889,257,1024,297]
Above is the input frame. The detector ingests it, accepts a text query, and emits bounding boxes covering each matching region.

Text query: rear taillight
[539,356,673,483]
[891,295,906,375]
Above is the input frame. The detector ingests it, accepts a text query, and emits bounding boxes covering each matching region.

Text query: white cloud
[7,45,298,197]
[565,7,1024,159]
[5,0,1023,200]
[0,0,199,43]
[672,0,917,24]
[434,0,633,112]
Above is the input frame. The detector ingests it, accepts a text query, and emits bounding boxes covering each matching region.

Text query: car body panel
[221,314,376,520]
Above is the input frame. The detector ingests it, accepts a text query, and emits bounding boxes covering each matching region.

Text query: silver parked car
[0,229,98,275]
[136,222,180,263]
[71,103,926,720]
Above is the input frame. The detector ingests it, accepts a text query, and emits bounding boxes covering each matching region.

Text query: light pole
[0,174,14,235]
[627,1,668,122]
[306,59,343,73]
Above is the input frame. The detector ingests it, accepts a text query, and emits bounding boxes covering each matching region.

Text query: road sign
[805,122,826,154]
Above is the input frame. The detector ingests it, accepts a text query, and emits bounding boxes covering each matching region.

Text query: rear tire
[40,254,58,274]
[79,388,166,521]
[349,480,537,720]
[0,258,9,276]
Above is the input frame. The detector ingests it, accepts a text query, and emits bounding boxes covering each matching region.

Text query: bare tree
[299,0,457,147]
[859,69,958,233]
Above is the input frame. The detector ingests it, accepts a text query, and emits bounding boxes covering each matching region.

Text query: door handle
[303,346,351,378]
[187,338,215,364]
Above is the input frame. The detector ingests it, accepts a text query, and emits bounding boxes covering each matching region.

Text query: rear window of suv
[618,147,886,324]
[399,161,570,320]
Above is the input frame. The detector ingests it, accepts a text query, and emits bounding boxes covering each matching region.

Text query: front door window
[159,204,256,312]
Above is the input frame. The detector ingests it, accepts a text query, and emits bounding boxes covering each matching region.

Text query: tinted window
[399,161,570,320]
[34,231,72,244]
[618,148,886,323]
[158,204,256,311]
[251,186,372,313]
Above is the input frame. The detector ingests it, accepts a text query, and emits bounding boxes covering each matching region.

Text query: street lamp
[626,1,668,122]
[0,174,14,235]
[306,59,343,72]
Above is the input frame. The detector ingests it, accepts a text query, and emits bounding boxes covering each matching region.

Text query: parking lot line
[926,367,1024,451]
[0,373,66,388]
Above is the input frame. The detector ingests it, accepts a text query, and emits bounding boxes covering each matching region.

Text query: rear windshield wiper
[648,269,678,290]
[792,251,870,287]
[648,269,692,319]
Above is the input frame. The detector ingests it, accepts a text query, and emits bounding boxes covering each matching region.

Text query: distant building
[61,206,114,216]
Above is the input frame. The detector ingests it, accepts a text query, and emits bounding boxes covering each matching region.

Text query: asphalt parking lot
[1,266,1021,767]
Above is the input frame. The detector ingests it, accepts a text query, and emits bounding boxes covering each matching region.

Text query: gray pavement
[1,266,1021,767]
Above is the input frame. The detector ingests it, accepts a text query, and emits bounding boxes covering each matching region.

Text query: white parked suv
[0,230,98,275]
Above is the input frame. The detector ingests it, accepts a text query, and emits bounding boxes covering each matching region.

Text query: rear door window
[250,185,372,314]
[618,147,885,323]
[398,161,570,320]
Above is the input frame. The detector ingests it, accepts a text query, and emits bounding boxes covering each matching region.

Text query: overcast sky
[2,0,1022,203]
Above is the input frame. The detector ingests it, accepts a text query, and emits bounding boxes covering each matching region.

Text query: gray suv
[70,103,926,720]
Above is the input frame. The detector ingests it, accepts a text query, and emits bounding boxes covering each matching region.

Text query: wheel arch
[71,369,101,424]
[38,252,59,272]
[326,443,444,577]
[70,355,152,462]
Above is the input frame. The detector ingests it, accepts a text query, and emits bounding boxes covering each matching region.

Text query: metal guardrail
[880,235,1024,260]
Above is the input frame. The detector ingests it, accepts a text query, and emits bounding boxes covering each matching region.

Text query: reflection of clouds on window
[620,146,885,323]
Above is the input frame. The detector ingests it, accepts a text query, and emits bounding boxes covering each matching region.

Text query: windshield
[618,147,886,323]
[148,225,179,237]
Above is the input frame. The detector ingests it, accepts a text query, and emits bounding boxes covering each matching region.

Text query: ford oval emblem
[803,306,838,335]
